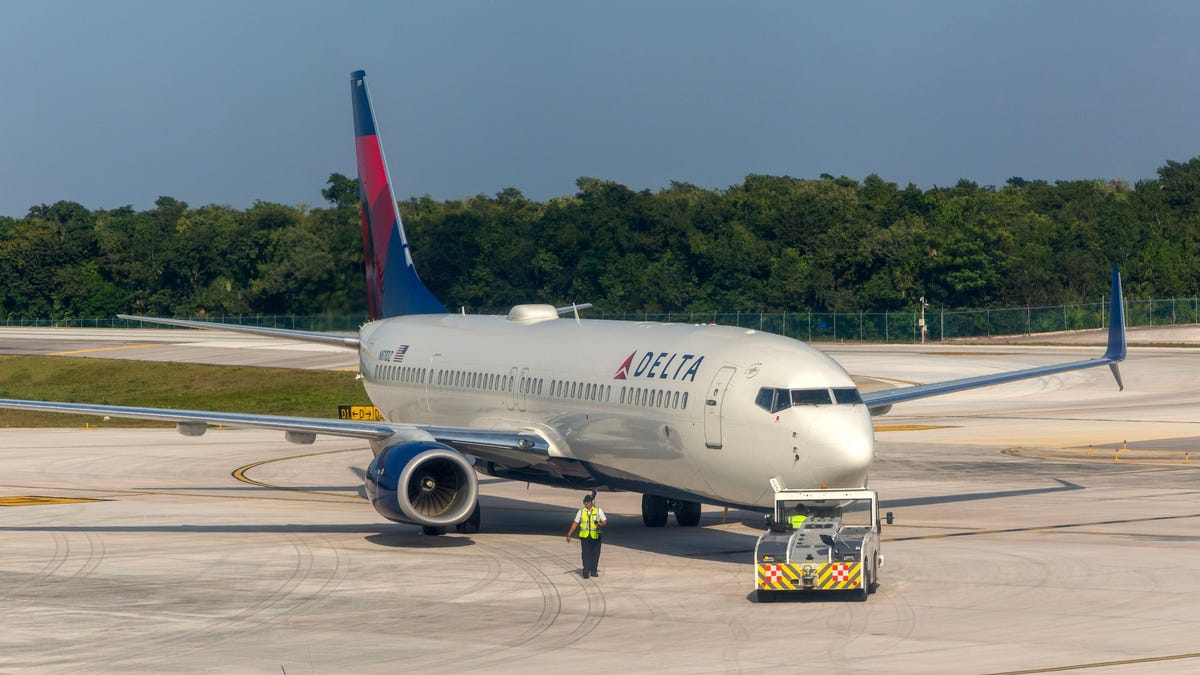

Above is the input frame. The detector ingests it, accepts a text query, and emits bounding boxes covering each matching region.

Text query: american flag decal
[392,345,409,362]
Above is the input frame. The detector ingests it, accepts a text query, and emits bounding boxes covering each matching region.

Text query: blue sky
[2,1,1198,217]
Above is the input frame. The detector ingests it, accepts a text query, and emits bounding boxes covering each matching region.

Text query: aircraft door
[505,367,518,411]
[425,353,441,414]
[518,367,530,412]
[703,366,737,449]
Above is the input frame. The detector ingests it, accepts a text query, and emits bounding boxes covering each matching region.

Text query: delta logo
[613,350,705,382]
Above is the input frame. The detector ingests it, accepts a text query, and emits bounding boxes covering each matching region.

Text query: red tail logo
[612,351,636,380]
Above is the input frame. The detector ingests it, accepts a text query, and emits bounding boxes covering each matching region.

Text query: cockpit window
[755,387,788,413]
[755,386,860,413]
[833,387,863,404]
[791,389,832,406]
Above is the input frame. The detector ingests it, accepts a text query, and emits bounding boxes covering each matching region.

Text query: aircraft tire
[421,525,445,536]
[675,500,702,527]
[641,494,669,527]
[455,501,482,534]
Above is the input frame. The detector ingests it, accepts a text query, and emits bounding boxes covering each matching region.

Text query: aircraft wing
[0,398,552,463]
[116,314,360,349]
[861,266,1127,414]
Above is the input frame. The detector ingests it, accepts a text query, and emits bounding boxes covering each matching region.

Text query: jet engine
[364,440,479,527]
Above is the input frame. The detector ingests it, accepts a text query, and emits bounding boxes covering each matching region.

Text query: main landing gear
[420,500,482,536]
[641,494,702,527]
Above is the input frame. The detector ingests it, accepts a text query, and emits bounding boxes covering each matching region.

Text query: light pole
[919,296,928,344]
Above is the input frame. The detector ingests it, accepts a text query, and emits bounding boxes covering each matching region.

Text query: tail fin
[351,70,446,319]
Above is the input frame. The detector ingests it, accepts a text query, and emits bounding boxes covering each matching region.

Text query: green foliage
[5,160,1200,321]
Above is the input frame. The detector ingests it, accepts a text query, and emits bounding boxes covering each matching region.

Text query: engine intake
[364,441,478,527]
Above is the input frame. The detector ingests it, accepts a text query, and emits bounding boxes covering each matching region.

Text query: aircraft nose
[804,409,875,488]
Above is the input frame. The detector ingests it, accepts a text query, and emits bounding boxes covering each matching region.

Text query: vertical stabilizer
[351,70,447,319]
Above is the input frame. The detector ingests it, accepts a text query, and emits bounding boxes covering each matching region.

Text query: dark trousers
[581,536,602,572]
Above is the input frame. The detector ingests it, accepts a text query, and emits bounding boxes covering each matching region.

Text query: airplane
[0,70,1128,535]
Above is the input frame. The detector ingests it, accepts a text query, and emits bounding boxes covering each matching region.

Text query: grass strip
[0,356,372,428]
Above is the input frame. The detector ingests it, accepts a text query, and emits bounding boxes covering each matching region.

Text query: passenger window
[682,392,688,409]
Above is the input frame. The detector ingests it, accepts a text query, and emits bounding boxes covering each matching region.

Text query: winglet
[351,70,447,319]
[1103,265,1126,390]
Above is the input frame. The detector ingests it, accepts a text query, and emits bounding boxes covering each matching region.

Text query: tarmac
[2,326,1200,673]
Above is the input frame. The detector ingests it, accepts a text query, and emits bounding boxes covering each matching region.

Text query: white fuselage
[357,306,875,509]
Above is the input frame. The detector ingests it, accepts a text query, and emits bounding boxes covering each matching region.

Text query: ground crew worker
[789,505,808,528]
[566,493,607,579]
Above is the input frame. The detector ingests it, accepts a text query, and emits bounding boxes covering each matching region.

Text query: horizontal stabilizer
[117,314,359,349]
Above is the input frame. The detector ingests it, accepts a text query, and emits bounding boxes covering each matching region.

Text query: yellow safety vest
[789,514,807,528]
[579,507,601,539]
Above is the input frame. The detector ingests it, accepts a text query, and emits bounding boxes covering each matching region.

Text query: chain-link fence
[3,297,1198,343]
[0,314,366,332]
[584,297,1197,342]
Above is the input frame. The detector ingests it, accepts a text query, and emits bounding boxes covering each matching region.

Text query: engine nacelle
[364,441,479,527]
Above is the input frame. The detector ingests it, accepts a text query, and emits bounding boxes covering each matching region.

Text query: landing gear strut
[641,494,702,527]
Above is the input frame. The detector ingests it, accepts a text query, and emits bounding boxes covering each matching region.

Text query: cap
[582,494,594,503]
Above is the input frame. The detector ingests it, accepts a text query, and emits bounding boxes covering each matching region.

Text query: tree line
[3,157,1200,321]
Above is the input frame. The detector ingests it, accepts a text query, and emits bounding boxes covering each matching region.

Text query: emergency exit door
[703,366,737,449]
